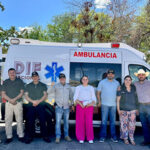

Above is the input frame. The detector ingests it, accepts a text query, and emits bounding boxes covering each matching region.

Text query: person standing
[2,68,24,144]
[117,75,139,145]
[97,69,120,143]
[24,71,51,144]
[0,83,2,95]
[134,69,150,146]
[74,75,96,144]
[47,73,73,144]
[0,84,2,143]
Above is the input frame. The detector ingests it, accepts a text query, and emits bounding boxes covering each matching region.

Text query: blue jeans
[55,106,70,138]
[100,105,117,139]
[139,104,150,143]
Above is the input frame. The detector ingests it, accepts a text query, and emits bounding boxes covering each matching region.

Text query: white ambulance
[1,38,150,126]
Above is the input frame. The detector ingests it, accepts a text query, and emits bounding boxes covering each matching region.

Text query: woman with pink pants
[74,75,96,144]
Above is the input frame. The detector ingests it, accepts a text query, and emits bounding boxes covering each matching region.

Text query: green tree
[0,2,18,53]
[0,2,4,11]
[0,26,19,53]
[105,0,141,43]
[21,25,49,41]
[130,0,150,52]
[70,1,112,43]
[46,13,74,42]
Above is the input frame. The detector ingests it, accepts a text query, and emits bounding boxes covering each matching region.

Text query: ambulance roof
[9,38,145,60]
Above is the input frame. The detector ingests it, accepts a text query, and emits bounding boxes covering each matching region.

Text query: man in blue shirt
[97,69,120,143]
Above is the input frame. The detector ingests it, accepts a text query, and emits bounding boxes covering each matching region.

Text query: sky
[0,0,148,30]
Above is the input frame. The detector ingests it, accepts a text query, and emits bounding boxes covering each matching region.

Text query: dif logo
[14,61,41,78]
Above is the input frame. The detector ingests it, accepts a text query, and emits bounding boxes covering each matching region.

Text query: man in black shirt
[25,71,51,144]
[2,68,24,144]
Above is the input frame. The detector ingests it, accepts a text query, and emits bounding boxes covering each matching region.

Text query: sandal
[130,140,136,145]
[124,139,129,145]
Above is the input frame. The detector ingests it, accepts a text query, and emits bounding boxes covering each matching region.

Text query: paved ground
[0,124,149,150]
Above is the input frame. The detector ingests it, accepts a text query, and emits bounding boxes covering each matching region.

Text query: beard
[139,77,146,82]
[107,77,114,80]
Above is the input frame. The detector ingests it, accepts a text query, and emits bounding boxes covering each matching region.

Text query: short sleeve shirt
[2,78,24,101]
[134,80,150,103]
[25,81,47,101]
[97,78,120,106]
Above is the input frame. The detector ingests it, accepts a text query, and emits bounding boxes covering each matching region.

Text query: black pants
[26,103,47,138]
[45,103,55,136]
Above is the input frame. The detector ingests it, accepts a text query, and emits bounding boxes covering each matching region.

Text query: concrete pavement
[0,125,149,150]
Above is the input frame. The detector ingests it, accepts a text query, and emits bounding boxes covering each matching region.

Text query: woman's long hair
[121,75,136,91]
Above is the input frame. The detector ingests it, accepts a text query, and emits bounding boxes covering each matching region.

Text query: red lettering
[73,51,117,59]
[97,52,100,57]
[101,53,106,58]
[106,53,110,58]
[113,53,117,58]
[88,52,92,57]
[74,52,77,57]
[84,52,87,57]
[78,52,83,57]
[93,52,96,57]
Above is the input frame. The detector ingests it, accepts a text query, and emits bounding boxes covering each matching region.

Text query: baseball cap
[59,73,66,79]
[107,69,115,74]
[32,71,39,77]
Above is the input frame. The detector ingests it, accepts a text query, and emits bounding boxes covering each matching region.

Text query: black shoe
[25,138,33,144]
[140,141,150,146]
[4,138,13,144]
[18,137,25,143]
[43,137,51,143]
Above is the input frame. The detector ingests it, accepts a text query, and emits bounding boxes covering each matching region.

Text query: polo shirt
[25,81,47,102]
[97,78,120,106]
[2,78,24,102]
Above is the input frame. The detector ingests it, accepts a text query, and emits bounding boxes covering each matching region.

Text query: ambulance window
[70,62,122,87]
[129,64,150,82]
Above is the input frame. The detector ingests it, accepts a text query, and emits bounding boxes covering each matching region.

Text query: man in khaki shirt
[47,73,74,144]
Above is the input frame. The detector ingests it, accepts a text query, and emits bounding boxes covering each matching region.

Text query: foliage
[0,0,150,62]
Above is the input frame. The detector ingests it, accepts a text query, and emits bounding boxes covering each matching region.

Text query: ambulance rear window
[129,64,150,82]
[70,62,122,87]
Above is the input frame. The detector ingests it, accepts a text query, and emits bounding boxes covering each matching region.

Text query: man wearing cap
[97,69,120,143]
[2,68,24,144]
[47,73,73,144]
[24,71,51,144]
[134,69,150,146]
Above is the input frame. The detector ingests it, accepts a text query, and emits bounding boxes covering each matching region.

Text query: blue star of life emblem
[45,62,64,82]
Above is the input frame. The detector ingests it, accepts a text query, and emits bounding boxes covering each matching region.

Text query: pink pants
[76,104,94,141]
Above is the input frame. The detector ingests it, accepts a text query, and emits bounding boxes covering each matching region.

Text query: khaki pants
[5,102,24,139]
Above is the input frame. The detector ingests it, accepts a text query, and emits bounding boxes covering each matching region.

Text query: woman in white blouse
[74,75,96,144]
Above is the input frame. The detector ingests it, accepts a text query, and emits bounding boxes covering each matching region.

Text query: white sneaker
[89,140,93,144]
[79,140,84,144]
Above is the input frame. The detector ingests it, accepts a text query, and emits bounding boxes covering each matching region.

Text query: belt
[139,102,150,105]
